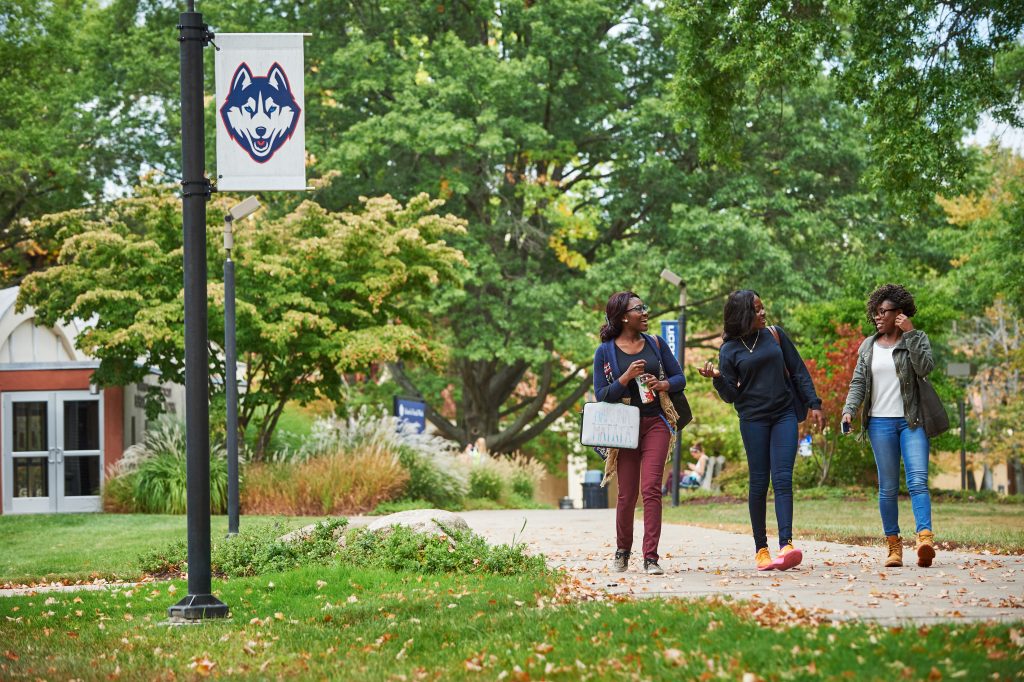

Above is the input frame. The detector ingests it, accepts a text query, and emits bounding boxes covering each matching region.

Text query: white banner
[215,33,306,191]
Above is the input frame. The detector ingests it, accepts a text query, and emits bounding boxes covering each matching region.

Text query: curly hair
[600,291,640,342]
[722,289,760,340]
[866,283,917,324]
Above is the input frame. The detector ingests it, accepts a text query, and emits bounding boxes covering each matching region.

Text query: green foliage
[339,525,547,576]
[18,190,466,460]
[104,418,228,514]
[667,0,1024,200]
[468,468,504,501]
[369,499,437,516]
[0,0,179,284]
[137,518,348,578]
[397,447,467,509]
[509,472,534,500]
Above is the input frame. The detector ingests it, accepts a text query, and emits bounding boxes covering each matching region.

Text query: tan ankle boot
[884,535,903,567]
[916,530,935,567]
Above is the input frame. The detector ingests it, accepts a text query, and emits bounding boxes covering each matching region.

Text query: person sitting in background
[681,443,709,488]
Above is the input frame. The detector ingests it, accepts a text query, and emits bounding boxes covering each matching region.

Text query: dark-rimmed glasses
[874,306,900,317]
[626,304,650,315]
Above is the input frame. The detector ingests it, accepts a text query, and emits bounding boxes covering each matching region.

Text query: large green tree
[18,188,466,460]
[667,0,1024,201]
[0,0,180,284]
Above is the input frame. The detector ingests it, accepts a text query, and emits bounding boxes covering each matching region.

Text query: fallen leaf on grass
[4,651,18,661]
[189,655,216,676]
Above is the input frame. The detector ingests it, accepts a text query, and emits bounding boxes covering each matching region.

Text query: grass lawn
[0,514,322,585]
[662,492,1024,554]
[2,564,1021,681]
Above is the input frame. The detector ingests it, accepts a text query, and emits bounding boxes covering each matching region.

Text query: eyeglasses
[875,307,900,317]
[626,304,650,315]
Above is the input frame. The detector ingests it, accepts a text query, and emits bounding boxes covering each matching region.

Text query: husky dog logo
[220,62,301,163]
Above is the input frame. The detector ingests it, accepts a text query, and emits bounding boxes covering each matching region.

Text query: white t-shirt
[870,343,904,417]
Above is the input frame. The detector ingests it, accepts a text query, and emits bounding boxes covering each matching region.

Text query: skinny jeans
[866,416,932,536]
[738,409,798,551]
[615,416,671,561]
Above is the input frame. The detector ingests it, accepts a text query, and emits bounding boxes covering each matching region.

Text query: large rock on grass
[365,509,471,538]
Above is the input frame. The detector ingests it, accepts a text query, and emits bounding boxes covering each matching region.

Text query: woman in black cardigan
[698,290,824,571]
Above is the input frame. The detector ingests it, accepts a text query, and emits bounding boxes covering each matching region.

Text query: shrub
[242,441,408,514]
[104,417,228,514]
[469,468,504,500]
[339,524,547,576]
[397,446,468,508]
[136,518,348,578]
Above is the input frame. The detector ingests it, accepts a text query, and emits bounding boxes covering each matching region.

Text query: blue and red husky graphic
[220,62,301,163]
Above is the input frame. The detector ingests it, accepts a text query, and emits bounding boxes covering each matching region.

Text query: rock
[277,520,347,547]
[364,509,471,538]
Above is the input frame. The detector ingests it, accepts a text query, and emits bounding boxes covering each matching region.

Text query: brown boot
[884,535,903,567]
[916,530,935,567]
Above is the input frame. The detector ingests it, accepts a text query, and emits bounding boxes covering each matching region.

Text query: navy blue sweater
[592,334,686,411]
[712,326,821,422]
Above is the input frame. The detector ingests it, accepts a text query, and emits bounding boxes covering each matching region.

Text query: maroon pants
[615,416,671,561]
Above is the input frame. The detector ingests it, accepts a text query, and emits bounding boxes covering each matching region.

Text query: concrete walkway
[2,509,1020,626]
[456,508,1024,625]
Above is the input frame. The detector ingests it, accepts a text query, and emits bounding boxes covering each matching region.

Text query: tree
[667,0,1024,201]
[18,187,466,460]
[0,0,180,284]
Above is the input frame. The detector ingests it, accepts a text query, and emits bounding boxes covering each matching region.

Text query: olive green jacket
[842,329,935,437]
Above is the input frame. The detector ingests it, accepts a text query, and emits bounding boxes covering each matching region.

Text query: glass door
[56,394,103,512]
[3,391,104,514]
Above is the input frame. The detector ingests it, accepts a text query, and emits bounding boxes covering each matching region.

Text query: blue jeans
[739,410,798,551]
[867,417,932,536]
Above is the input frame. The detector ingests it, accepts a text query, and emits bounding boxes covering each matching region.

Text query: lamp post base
[167,594,230,622]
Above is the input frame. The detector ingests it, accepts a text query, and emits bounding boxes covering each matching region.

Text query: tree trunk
[1008,457,1022,496]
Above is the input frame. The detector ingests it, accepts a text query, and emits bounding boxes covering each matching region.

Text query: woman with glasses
[842,284,937,568]
[593,291,685,575]
[697,290,824,571]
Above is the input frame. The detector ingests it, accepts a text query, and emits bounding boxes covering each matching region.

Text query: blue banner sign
[660,321,679,359]
[393,396,426,434]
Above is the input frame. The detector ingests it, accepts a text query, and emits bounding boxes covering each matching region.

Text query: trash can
[582,469,608,509]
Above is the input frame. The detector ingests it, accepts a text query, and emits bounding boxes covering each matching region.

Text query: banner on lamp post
[660,321,679,359]
[215,33,307,191]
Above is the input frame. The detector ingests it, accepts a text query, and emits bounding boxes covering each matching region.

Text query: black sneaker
[612,549,630,572]
[643,558,664,575]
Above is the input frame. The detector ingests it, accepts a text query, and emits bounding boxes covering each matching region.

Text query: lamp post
[224,197,260,537]
[946,363,973,490]
[660,269,686,508]
[168,0,228,622]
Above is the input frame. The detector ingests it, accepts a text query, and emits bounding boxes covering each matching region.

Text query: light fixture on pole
[946,362,973,491]
[660,268,686,508]
[224,196,260,537]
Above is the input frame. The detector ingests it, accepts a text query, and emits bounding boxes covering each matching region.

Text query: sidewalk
[456,508,1024,625]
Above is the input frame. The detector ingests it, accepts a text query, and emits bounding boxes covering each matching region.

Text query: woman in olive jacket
[842,284,937,569]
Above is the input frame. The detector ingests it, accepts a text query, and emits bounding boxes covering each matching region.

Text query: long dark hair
[600,291,639,342]
[722,289,760,341]
[866,283,917,325]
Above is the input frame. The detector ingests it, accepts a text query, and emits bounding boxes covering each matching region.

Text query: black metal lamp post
[224,197,259,538]
[946,363,974,491]
[660,269,686,508]
[168,0,228,622]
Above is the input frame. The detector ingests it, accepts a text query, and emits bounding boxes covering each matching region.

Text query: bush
[242,441,408,514]
[397,446,468,508]
[469,468,504,500]
[103,417,228,514]
[339,524,547,576]
[136,518,348,578]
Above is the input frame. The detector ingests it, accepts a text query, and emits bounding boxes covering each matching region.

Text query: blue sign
[393,396,426,434]
[661,321,679,359]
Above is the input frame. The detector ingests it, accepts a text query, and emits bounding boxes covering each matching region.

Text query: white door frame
[2,390,104,514]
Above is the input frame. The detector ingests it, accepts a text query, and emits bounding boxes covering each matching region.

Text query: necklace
[740,331,758,354]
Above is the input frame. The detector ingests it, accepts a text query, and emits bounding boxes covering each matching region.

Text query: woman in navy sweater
[698,290,824,571]
[593,291,686,575]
